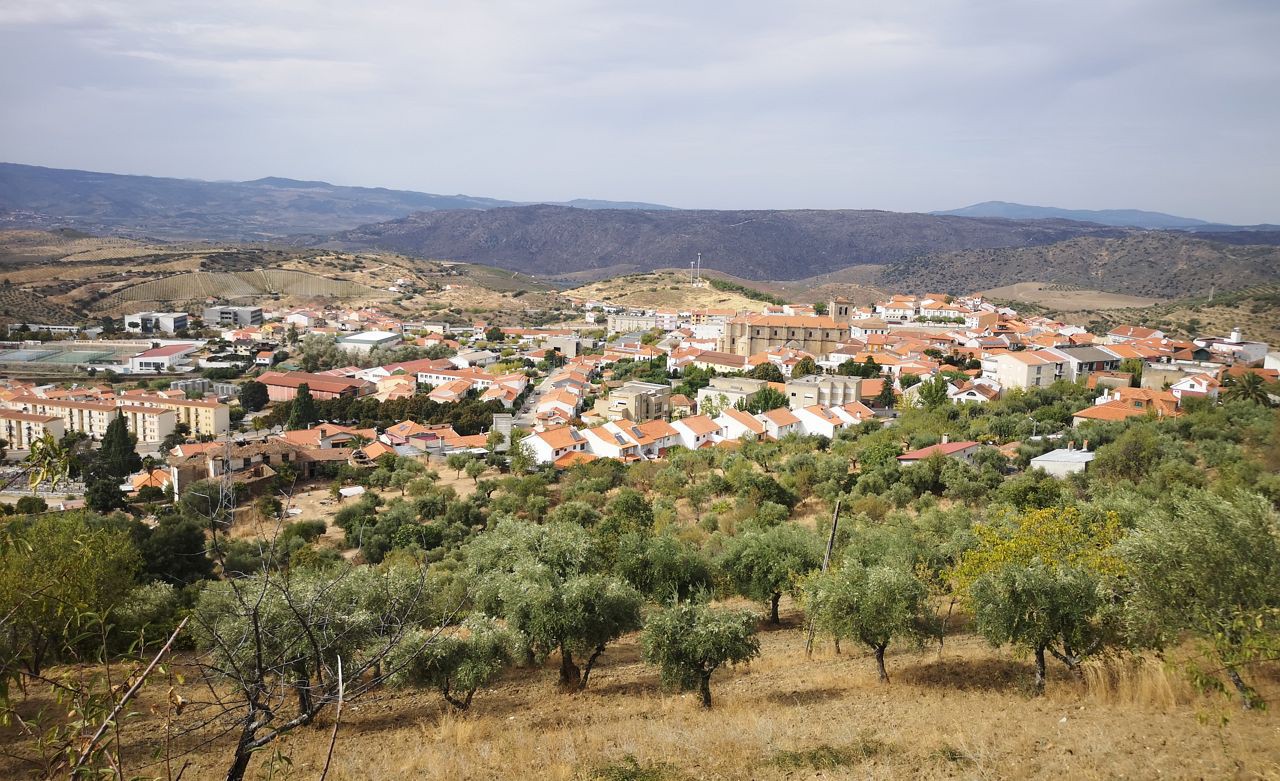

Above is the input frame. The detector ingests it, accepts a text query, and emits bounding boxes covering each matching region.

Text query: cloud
[1,0,1277,222]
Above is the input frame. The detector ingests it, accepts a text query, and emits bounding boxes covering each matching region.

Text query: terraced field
[103,269,392,306]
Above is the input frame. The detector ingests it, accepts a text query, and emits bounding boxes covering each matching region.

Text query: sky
[1,1,1278,223]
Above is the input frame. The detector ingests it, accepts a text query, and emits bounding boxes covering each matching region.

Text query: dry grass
[568,271,776,312]
[980,282,1163,312]
[11,603,1270,781]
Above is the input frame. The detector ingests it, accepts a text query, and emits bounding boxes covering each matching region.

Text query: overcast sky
[2,1,1277,222]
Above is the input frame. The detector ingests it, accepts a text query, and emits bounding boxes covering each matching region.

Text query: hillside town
[0,289,1275,509]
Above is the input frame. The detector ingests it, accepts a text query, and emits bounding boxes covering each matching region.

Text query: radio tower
[696,252,703,285]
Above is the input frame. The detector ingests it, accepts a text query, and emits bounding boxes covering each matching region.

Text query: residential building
[124,312,189,335]
[4,396,175,444]
[715,407,766,440]
[526,426,591,464]
[606,313,660,334]
[120,391,231,436]
[784,375,862,409]
[1030,448,1096,477]
[896,439,981,466]
[696,376,766,415]
[256,371,375,402]
[793,404,848,438]
[606,381,671,422]
[984,350,1070,389]
[203,306,264,327]
[671,415,722,450]
[758,407,803,439]
[0,409,65,449]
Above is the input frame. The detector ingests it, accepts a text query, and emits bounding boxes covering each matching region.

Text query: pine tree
[287,383,318,430]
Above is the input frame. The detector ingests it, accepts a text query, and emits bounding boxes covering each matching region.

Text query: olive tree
[641,601,760,708]
[464,519,643,689]
[1118,489,1280,709]
[614,532,714,604]
[800,561,932,682]
[952,506,1124,693]
[388,616,518,710]
[720,524,822,624]
[191,563,444,781]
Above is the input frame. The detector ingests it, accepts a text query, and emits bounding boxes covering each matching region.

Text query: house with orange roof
[1072,387,1180,426]
[832,400,877,425]
[1169,373,1220,401]
[128,468,172,496]
[757,406,802,439]
[794,404,850,438]
[671,414,723,450]
[897,439,981,466]
[1109,325,1164,343]
[715,406,766,440]
[526,426,591,464]
[427,378,475,404]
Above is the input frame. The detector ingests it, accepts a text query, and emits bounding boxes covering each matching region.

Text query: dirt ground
[8,603,1273,781]
[980,282,1162,312]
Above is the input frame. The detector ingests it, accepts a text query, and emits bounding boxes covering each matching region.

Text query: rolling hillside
[327,205,1122,281]
[876,233,1280,299]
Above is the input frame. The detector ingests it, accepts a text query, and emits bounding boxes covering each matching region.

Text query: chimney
[941,433,950,444]
[1082,439,1090,451]
[1230,327,1242,342]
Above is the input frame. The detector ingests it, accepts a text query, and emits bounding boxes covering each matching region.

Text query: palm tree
[1223,372,1271,406]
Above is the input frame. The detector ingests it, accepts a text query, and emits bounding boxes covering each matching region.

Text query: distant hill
[933,201,1212,229]
[0,163,673,241]
[325,205,1123,281]
[876,233,1280,299]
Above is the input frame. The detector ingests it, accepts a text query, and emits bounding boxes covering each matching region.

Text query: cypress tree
[287,383,318,430]
[98,411,142,480]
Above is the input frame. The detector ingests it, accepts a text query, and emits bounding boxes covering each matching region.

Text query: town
[0,291,1273,509]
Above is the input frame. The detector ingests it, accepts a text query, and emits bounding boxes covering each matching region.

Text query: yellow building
[0,410,66,449]
[719,314,851,357]
[4,396,176,444]
[122,393,231,436]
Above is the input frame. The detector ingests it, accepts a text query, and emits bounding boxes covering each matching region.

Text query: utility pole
[805,499,841,657]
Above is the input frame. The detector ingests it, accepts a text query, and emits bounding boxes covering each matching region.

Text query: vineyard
[102,269,392,307]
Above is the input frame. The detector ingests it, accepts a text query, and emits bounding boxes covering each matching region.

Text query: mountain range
[2,162,1279,297]
[0,162,671,240]
[322,205,1125,281]
[933,200,1278,231]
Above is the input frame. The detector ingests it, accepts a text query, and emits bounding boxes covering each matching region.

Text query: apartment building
[204,306,264,327]
[784,375,862,409]
[695,376,767,415]
[0,409,66,449]
[124,312,189,335]
[121,391,231,436]
[606,381,671,422]
[4,396,176,444]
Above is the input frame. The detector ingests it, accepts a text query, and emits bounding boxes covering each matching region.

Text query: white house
[758,407,803,439]
[715,407,766,440]
[1169,372,1220,401]
[793,404,847,438]
[1030,448,1096,477]
[526,426,590,464]
[671,415,723,450]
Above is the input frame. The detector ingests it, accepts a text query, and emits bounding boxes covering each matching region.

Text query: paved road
[513,373,556,429]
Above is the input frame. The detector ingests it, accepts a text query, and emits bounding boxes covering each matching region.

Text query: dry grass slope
[27,605,1273,781]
